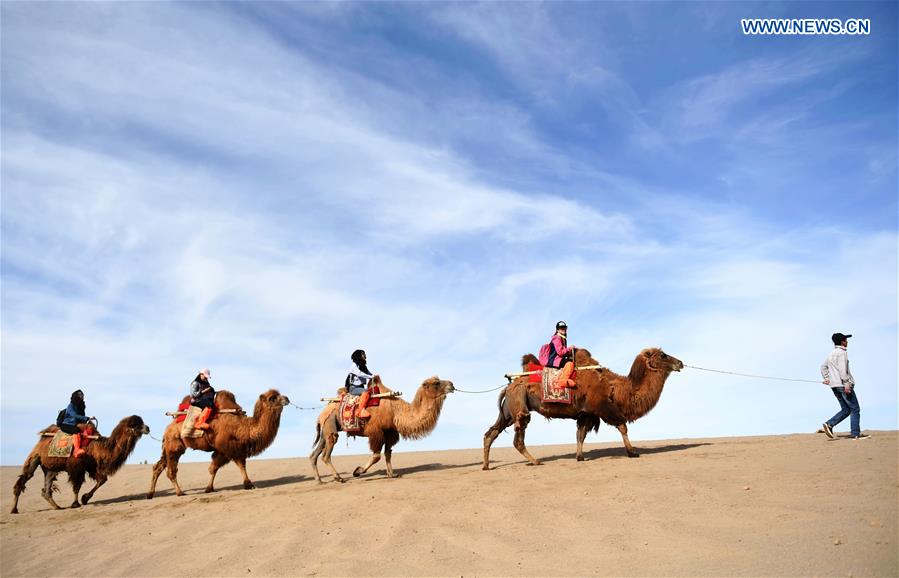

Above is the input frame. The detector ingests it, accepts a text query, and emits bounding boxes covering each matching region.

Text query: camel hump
[214,390,243,412]
[372,375,393,393]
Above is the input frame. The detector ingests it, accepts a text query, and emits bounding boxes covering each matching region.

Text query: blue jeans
[826,388,861,437]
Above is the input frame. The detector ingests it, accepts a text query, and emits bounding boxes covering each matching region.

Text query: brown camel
[310,375,454,483]
[483,348,683,469]
[147,389,289,498]
[11,415,150,514]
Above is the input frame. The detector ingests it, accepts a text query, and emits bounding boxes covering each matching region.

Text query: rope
[147,432,164,442]
[454,383,508,394]
[684,364,821,383]
[289,401,325,411]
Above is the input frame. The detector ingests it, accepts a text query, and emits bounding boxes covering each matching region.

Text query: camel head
[259,389,290,408]
[122,415,150,437]
[420,376,455,398]
[640,348,684,374]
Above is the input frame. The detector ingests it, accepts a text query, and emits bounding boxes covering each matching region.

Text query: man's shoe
[822,423,835,439]
[850,434,871,440]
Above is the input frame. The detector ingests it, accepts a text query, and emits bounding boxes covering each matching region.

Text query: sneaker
[822,423,835,439]
[850,434,871,440]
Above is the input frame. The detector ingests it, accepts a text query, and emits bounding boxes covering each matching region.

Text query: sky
[2,2,896,468]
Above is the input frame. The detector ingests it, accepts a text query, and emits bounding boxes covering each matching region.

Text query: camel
[147,389,289,498]
[310,375,454,483]
[483,347,683,469]
[11,415,150,514]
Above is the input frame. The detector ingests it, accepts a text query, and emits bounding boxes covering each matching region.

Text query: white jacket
[820,346,855,390]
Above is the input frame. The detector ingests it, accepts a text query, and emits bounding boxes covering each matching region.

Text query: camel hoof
[80,495,91,505]
[71,502,81,509]
[335,477,346,484]
[526,461,543,467]
[10,508,18,515]
[576,455,585,462]
[204,487,215,494]
[244,482,255,490]
[482,465,490,471]
[627,452,640,458]
[352,467,363,478]
[176,490,185,497]
[146,493,154,500]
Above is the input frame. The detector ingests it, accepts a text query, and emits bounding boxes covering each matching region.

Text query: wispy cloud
[2,3,895,467]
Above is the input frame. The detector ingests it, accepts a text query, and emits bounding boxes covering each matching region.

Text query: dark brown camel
[11,415,150,513]
[483,348,683,468]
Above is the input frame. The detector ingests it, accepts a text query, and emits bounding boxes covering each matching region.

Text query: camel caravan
[11,324,682,512]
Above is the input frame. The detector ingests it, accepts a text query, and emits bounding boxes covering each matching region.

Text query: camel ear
[372,375,382,385]
[643,350,652,357]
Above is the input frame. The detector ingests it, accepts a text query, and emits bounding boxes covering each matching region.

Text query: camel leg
[40,469,62,510]
[513,412,541,466]
[353,453,381,477]
[354,433,384,478]
[310,428,325,484]
[322,432,344,483]
[165,447,187,496]
[80,473,107,505]
[616,423,640,457]
[576,416,592,461]
[147,454,167,499]
[233,457,254,490]
[483,410,513,470]
[11,454,40,514]
[69,470,86,508]
[205,451,231,493]
[383,430,400,479]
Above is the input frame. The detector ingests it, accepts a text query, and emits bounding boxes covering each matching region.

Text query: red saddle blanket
[174,400,218,423]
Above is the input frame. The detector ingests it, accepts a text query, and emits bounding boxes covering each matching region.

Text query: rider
[189,368,216,430]
[547,321,576,388]
[346,350,374,419]
[59,390,94,458]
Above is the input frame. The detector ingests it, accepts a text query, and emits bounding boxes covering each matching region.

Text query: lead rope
[288,401,326,411]
[684,364,821,383]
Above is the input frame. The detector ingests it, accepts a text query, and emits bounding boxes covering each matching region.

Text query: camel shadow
[90,474,311,505]
[356,461,482,481]
[91,489,175,505]
[489,442,709,469]
[217,474,310,491]
[541,442,710,464]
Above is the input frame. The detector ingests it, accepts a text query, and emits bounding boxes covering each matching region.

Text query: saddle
[541,367,574,405]
[47,430,76,458]
[336,385,381,434]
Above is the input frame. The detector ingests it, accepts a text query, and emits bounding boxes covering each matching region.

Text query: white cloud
[1,3,895,470]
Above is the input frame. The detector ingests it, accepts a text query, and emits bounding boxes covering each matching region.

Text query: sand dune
[1,432,896,577]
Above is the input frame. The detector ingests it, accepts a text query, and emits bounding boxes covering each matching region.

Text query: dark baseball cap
[556,321,568,329]
[832,332,852,344]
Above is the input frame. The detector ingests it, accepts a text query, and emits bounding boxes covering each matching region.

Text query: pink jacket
[548,334,572,368]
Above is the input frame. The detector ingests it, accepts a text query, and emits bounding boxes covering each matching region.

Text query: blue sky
[2,2,896,466]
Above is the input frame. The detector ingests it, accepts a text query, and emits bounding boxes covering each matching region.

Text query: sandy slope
[1,432,896,577]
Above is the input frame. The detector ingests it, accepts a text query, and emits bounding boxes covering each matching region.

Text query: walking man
[821,333,870,440]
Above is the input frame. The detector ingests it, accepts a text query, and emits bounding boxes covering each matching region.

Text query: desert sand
[1,431,896,577]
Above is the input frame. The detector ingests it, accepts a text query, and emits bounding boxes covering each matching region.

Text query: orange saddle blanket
[337,386,380,434]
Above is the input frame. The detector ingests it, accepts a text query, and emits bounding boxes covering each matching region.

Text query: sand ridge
[2,432,897,576]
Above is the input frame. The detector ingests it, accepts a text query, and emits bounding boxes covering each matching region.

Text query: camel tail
[496,387,507,412]
[486,387,511,433]
[312,421,322,450]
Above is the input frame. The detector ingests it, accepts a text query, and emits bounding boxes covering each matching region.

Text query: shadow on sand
[354,460,483,481]
[89,474,311,505]
[488,442,710,469]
